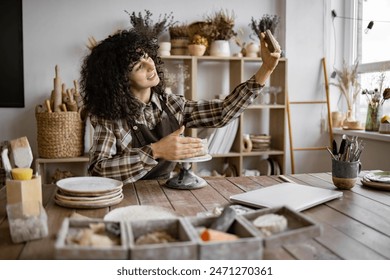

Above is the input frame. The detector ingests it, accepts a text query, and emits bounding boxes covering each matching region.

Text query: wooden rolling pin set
[36,65,82,114]
[35,65,85,159]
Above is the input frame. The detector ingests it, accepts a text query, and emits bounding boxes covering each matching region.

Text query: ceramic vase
[209,40,230,57]
[365,103,383,131]
[158,42,171,56]
[188,44,206,56]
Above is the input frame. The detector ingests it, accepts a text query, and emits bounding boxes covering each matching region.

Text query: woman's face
[128,53,160,93]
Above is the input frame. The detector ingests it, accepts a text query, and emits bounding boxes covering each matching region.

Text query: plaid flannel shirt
[89,75,263,184]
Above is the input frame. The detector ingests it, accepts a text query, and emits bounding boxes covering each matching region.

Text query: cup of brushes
[327,135,363,190]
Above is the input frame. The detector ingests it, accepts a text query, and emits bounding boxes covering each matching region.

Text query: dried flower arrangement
[204,9,237,41]
[190,34,208,48]
[362,87,390,107]
[250,14,280,41]
[330,60,361,116]
[125,9,175,38]
[169,23,189,39]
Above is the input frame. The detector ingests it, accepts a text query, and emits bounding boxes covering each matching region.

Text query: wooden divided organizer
[54,206,322,259]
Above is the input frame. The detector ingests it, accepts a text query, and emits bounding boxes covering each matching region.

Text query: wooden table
[1,172,390,260]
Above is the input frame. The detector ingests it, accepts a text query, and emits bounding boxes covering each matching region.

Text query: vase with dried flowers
[125,9,175,39]
[330,60,362,129]
[169,23,190,55]
[362,87,390,131]
[188,34,208,56]
[204,9,237,57]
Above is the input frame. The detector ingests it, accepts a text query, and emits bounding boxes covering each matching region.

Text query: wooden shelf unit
[162,56,287,176]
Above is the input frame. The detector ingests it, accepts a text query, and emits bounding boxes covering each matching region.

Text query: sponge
[11,168,33,180]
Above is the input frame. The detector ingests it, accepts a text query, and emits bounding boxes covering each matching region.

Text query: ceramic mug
[331,159,361,189]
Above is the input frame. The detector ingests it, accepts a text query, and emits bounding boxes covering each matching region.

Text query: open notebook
[230,183,343,212]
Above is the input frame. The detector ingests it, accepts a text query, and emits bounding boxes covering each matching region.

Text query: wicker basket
[36,111,84,158]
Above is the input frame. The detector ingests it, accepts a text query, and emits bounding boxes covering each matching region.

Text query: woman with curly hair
[80,28,280,184]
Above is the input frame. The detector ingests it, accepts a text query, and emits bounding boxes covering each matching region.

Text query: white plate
[172,154,212,163]
[361,178,390,191]
[55,188,122,202]
[364,171,390,184]
[104,205,179,222]
[54,193,124,209]
[56,176,123,194]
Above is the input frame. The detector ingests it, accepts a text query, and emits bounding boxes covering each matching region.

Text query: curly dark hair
[80,29,166,121]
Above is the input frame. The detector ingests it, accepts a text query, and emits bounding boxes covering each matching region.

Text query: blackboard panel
[0,0,24,107]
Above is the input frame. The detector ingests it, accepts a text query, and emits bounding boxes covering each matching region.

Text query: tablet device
[230,183,343,212]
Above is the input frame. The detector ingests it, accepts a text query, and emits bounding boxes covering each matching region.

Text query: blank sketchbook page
[230,183,343,212]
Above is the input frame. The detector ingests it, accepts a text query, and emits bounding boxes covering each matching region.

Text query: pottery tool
[9,137,33,168]
[209,206,236,232]
[53,65,62,112]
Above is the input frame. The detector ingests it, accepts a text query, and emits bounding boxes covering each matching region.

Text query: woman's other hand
[151,126,204,160]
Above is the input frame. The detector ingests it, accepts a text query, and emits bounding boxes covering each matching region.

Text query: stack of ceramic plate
[250,134,271,151]
[259,158,281,176]
[362,171,390,190]
[54,177,124,208]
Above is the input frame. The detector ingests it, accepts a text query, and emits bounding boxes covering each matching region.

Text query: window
[355,0,390,123]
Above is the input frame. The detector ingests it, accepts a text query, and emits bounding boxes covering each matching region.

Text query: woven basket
[36,111,84,158]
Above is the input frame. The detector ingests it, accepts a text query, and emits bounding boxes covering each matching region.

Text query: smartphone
[264,29,277,53]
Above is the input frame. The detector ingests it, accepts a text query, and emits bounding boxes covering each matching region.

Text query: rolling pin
[53,65,62,112]
[66,89,78,111]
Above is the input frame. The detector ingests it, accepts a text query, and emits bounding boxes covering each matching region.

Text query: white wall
[1,0,337,174]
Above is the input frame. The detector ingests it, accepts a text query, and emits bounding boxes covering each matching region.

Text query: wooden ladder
[286,58,334,174]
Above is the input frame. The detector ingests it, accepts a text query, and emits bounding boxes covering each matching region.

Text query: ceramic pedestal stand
[165,155,212,190]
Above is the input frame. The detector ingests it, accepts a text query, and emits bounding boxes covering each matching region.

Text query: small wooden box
[184,216,263,260]
[6,175,42,205]
[127,218,197,260]
[55,218,128,260]
[238,206,322,249]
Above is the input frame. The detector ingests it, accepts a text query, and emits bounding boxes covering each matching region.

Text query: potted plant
[169,23,190,55]
[125,9,175,39]
[188,34,208,56]
[204,9,237,57]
